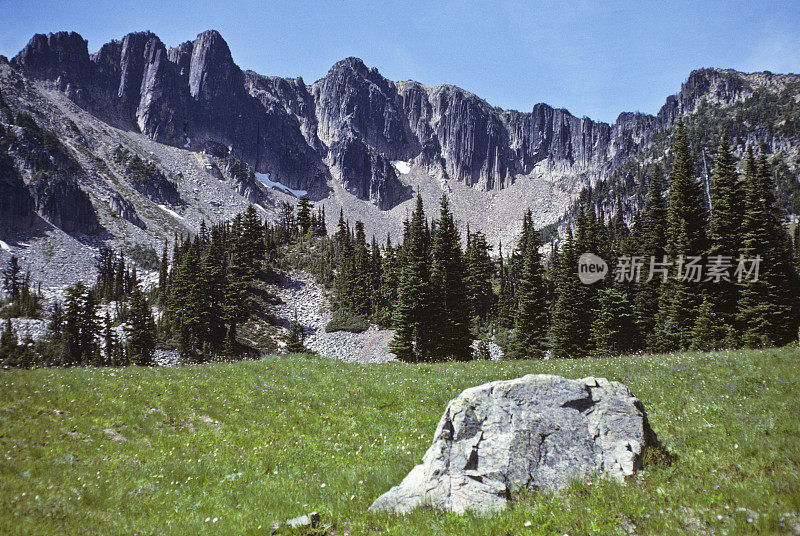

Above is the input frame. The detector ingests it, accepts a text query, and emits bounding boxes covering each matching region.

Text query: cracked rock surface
[370,374,657,514]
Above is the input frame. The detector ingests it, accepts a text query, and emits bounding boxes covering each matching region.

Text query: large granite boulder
[370,374,657,515]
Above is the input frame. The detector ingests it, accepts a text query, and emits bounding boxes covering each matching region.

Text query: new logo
[577,253,608,284]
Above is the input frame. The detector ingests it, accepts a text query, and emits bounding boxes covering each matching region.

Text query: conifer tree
[549,227,586,357]
[374,235,399,327]
[507,217,549,359]
[464,230,494,326]
[390,194,432,362]
[0,317,16,351]
[633,166,667,349]
[2,255,21,304]
[573,202,603,354]
[103,311,119,366]
[706,133,744,333]
[199,229,227,353]
[611,208,630,256]
[656,120,707,350]
[158,241,169,306]
[495,243,516,329]
[793,224,800,276]
[114,254,127,299]
[690,294,724,351]
[296,195,313,235]
[429,195,471,360]
[171,243,202,355]
[239,204,265,279]
[63,282,99,365]
[737,151,799,346]
[224,243,250,353]
[591,288,638,355]
[284,311,310,353]
[349,221,372,316]
[126,288,156,366]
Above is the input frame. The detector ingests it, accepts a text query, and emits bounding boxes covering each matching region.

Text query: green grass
[1,347,799,535]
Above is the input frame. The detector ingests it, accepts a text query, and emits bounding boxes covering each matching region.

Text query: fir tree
[63,282,99,365]
[591,288,638,355]
[507,216,549,359]
[0,318,18,359]
[158,241,169,306]
[199,230,228,354]
[495,243,516,329]
[374,235,399,327]
[633,166,667,349]
[284,311,310,354]
[464,230,495,327]
[2,255,21,304]
[126,288,156,366]
[690,295,724,351]
[736,151,799,346]
[296,195,313,235]
[429,195,471,361]
[549,227,587,357]
[656,120,707,350]
[171,243,202,355]
[706,133,744,333]
[390,194,433,362]
[103,311,119,366]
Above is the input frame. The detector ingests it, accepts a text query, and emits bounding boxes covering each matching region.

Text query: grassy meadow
[0,347,799,535]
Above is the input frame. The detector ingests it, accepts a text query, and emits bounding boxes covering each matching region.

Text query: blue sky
[1,0,798,123]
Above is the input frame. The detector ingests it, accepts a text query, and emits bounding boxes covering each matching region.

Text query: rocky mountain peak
[12,32,91,99]
[4,28,798,247]
[188,30,239,100]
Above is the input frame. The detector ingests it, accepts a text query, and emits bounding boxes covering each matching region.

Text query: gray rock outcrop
[370,374,657,514]
[15,30,787,211]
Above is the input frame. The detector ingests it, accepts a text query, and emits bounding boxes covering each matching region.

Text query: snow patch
[184,136,191,149]
[391,160,411,174]
[0,240,11,251]
[157,204,185,221]
[254,172,308,197]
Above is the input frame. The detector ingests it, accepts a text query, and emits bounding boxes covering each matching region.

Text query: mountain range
[1,29,799,288]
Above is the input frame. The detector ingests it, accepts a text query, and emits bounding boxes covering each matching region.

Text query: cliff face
[8,29,800,216]
[6,29,664,210]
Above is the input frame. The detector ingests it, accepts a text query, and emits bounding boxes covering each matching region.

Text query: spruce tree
[656,120,707,350]
[429,195,471,361]
[507,218,549,359]
[199,231,227,354]
[158,241,169,306]
[495,243,516,329]
[374,235,399,327]
[591,288,638,355]
[464,230,495,327]
[284,311,311,354]
[2,255,21,304]
[706,133,744,334]
[63,282,99,365]
[103,311,119,366]
[126,288,156,366]
[296,195,313,236]
[549,227,586,357]
[633,166,667,349]
[737,151,799,346]
[390,194,432,362]
[690,295,724,351]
